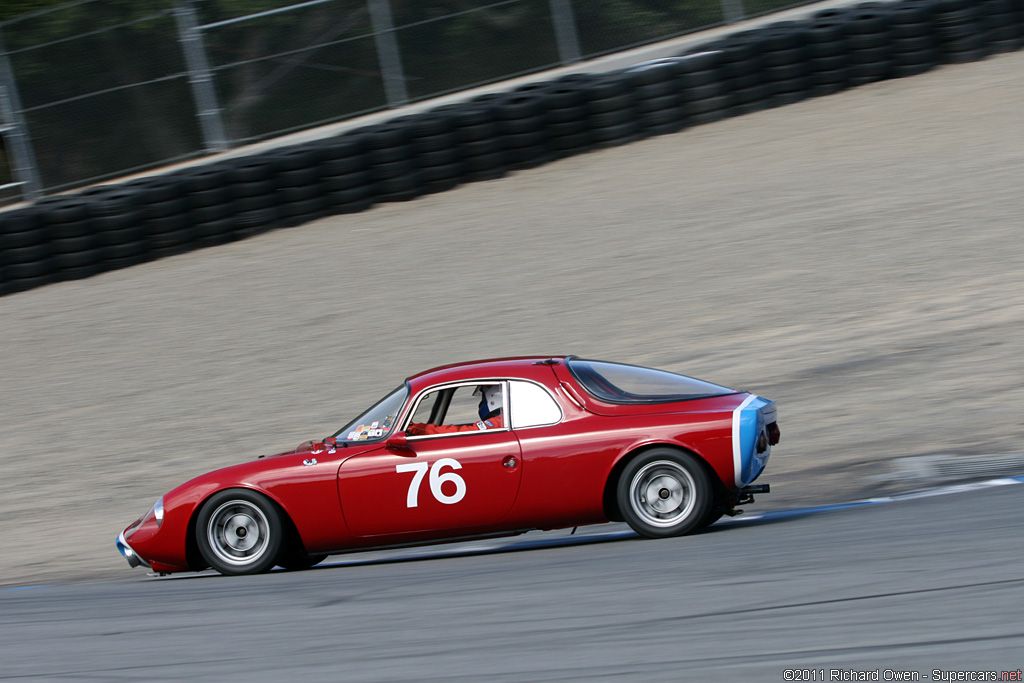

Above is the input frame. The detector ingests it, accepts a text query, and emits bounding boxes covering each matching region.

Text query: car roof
[406,356,567,389]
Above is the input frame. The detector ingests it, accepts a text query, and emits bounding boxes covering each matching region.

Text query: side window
[509,381,562,429]
[444,385,489,425]
[410,390,443,425]
[405,383,505,436]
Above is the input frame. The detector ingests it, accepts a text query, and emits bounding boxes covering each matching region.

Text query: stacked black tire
[541,76,597,158]
[624,61,686,137]
[273,146,328,227]
[36,197,100,282]
[3,0,1023,297]
[887,1,942,77]
[582,73,642,148]
[0,207,51,294]
[174,166,233,248]
[318,136,373,214]
[402,113,463,195]
[441,103,508,183]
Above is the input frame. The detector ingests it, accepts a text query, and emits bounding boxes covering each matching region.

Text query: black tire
[193,218,235,245]
[549,130,592,153]
[455,120,499,143]
[196,489,285,575]
[640,107,683,127]
[463,150,507,174]
[232,207,281,236]
[3,242,52,265]
[411,131,457,154]
[186,186,229,208]
[636,92,680,114]
[635,78,676,100]
[1,225,47,249]
[270,146,321,171]
[0,207,41,236]
[321,154,367,176]
[547,118,589,136]
[101,239,147,260]
[232,193,278,213]
[190,202,231,224]
[49,233,99,254]
[419,161,463,182]
[590,107,634,128]
[616,449,712,539]
[277,166,320,188]
[367,143,411,165]
[277,551,328,571]
[698,508,726,530]
[176,167,227,192]
[226,158,279,183]
[497,114,545,135]
[586,92,634,114]
[280,195,327,220]
[590,119,640,144]
[277,184,322,204]
[322,170,370,192]
[684,94,730,116]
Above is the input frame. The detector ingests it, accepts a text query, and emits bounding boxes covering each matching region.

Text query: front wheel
[196,490,284,575]
[277,551,328,571]
[617,449,712,539]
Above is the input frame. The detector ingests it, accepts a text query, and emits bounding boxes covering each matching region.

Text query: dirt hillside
[2,50,1022,587]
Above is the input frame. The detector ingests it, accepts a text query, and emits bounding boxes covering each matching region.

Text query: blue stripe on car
[732,394,774,488]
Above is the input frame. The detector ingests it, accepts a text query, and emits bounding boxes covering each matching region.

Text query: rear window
[567,359,735,404]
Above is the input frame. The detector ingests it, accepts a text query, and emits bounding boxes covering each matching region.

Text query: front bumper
[115,531,151,570]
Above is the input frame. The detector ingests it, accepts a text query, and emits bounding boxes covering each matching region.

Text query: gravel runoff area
[2,50,1022,588]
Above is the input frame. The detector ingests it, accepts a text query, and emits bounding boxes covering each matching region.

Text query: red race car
[117,356,779,576]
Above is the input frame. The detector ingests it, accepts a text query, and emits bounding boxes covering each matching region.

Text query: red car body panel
[118,356,775,575]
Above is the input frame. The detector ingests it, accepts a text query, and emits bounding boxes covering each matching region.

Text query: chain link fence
[0,0,815,202]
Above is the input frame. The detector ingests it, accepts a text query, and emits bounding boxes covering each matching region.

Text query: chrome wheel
[196,490,284,575]
[207,500,271,567]
[616,449,712,538]
[629,461,697,528]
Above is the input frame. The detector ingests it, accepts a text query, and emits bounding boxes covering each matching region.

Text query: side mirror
[386,431,412,452]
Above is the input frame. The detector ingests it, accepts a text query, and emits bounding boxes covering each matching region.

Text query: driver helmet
[474,384,502,420]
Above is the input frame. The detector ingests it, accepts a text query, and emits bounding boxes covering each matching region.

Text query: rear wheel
[196,490,284,575]
[698,508,726,529]
[617,449,712,538]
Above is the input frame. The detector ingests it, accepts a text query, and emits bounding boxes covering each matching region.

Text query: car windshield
[567,359,735,403]
[331,384,408,443]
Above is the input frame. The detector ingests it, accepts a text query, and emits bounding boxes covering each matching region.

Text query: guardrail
[1,0,1022,296]
[0,0,821,201]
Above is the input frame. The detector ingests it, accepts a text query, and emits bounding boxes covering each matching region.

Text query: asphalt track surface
[3,481,1023,681]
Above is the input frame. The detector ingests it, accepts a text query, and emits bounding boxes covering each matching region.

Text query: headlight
[140,496,164,529]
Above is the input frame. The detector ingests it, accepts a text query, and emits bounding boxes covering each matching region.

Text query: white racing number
[396,458,466,508]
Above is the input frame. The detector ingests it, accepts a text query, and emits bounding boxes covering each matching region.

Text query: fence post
[0,32,43,202]
[721,0,746,24]
[174,1,229,152]
[550,0,582,65]
[367,0,408,107]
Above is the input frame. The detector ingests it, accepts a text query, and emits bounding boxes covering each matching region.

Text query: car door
[337,382,522,538]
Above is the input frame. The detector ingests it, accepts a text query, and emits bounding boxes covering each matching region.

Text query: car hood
[259,439,383,461]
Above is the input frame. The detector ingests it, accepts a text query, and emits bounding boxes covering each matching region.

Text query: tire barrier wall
[2,0,1022,296]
